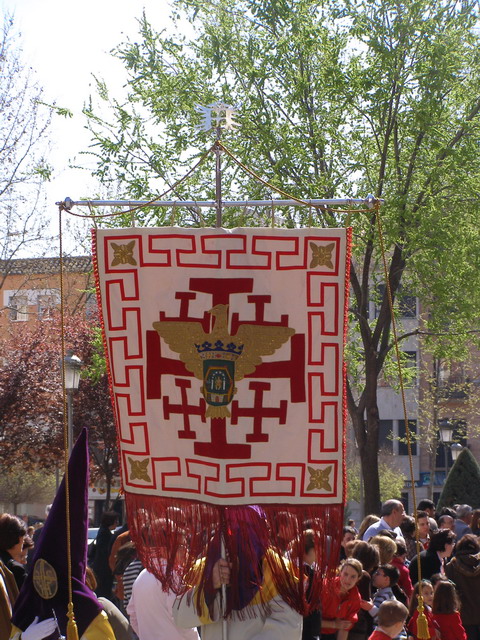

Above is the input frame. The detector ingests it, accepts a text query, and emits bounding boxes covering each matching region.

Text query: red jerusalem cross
[231,381,288,442]
[146,277,305,460]
[163,378,206,439]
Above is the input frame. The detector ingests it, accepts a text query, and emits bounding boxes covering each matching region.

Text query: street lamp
[63,350,82,455]
[438,418,454,444]
[438,417,455,480]
[450,443,463,462]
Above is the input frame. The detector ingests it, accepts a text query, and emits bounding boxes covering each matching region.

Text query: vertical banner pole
[215,129,222,228]
[221,534,228,640]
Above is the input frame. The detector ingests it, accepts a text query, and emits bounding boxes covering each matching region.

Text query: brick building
[0,256,94,329]
[0,256,122,522]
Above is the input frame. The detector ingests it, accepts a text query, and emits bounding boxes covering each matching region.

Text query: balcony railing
[437,376,469,399]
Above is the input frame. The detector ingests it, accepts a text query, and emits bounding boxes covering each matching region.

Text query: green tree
[417,352,480,501]
[437,447,480,509]
[0,468,56,515]
[0,14,53,281]
[347,456,406,504]
[84,0,480,513]
[76,327,119,510]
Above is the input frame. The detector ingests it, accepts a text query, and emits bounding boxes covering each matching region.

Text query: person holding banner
[173,507,303,640]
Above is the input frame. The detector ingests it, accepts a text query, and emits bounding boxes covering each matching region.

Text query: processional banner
[93,226,351,610]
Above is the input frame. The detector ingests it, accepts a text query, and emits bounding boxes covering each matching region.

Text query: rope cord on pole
[218,141,375,214]
[58,206,79,640]
[375,203,430,639]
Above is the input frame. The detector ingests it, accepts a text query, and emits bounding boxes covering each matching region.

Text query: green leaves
[36,100,73,119]
[80,0,480,512]
[33,161,53,181]
[347,457,407,503]
[83,0,360,216]
[80,0,480,363]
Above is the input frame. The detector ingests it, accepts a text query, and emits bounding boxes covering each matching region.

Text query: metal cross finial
[195,101,240,134]
[194,101,239,227]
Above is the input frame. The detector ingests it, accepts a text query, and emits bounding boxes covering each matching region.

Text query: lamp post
[438,418,454,445]
[63,350,82,455]
[450,442,463,462]
[438,417,454,480]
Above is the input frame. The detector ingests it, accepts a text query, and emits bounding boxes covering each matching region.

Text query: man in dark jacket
[91,510,119,599]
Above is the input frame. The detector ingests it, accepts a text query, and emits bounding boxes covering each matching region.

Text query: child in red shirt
[369,600,408,640]
[391,540,413,600]
[321,558,363,640]
[432,580,467,640]
[407,580,438,640]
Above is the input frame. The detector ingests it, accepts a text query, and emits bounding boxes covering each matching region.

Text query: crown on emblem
[195,340,244,361]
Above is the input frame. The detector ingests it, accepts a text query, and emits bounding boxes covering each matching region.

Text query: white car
[87,527,99,550]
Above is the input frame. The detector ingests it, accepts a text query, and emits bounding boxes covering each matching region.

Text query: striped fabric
[123,559,143,611]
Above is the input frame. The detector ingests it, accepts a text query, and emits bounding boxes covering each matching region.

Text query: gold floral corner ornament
[309,242,335,269]
[111,241,137,267]
[129,457,151,482]
[306,465,332,492]
[33,558,58,599]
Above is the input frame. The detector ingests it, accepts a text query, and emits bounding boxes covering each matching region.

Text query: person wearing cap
[10,429,116,640]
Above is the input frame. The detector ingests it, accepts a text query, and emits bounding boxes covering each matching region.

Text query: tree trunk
[363,414,381,515]
[428,448,436,501]
[349,352,382,515]
[105,471,112,511]
[352,409,382,516]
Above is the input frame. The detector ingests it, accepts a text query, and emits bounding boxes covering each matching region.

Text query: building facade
[348,287,480,521]
[0,256,123,522]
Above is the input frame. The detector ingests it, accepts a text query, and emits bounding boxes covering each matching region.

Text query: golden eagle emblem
[153,304,295,419]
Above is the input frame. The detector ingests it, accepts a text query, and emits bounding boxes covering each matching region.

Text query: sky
[0,0,174,253]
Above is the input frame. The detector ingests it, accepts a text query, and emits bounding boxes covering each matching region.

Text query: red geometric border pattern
[94,228,350,505]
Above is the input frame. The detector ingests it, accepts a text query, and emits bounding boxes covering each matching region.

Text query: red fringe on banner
[126,494,343,617]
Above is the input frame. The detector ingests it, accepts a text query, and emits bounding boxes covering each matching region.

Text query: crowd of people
[1,498,480,640]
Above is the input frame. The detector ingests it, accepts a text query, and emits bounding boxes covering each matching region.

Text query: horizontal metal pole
[58,195,382,210]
